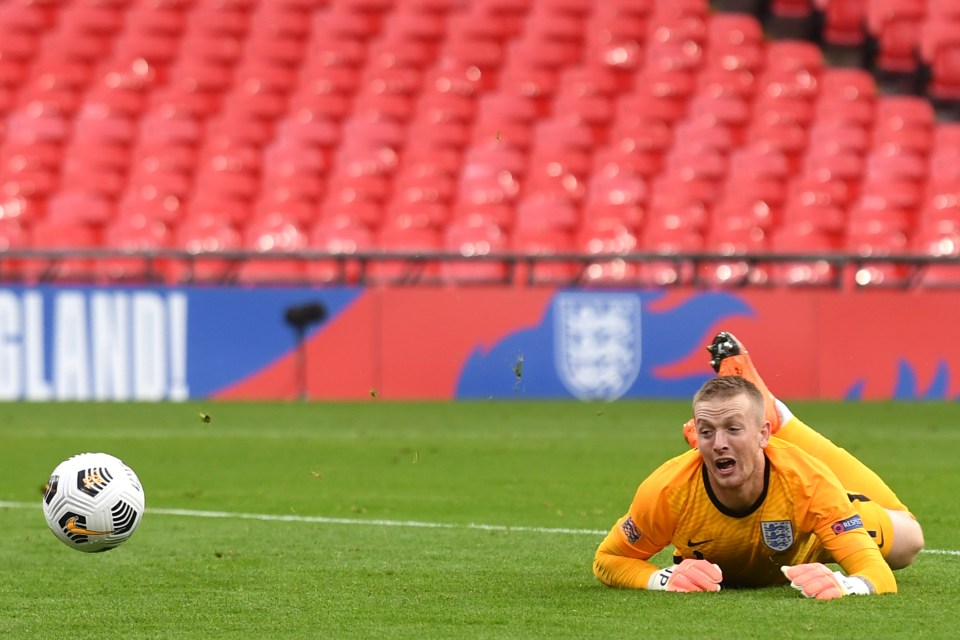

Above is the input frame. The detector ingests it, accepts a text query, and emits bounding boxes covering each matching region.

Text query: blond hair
[692,376,765,424]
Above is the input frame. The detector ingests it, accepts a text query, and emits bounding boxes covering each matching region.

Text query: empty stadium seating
[0,0,957,288]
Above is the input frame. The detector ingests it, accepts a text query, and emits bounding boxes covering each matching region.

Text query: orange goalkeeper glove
[781,563,873,600]
[648,559,723,592]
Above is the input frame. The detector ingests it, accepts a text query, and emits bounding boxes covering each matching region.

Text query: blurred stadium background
[0,0,958,287]
[0,0,959,402]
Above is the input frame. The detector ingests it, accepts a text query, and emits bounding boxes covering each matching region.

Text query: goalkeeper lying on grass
[594,333,925,599]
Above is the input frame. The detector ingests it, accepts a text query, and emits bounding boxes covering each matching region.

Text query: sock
[774,399,793,428]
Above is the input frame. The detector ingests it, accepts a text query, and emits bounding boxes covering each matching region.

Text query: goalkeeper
[593,332,924,599]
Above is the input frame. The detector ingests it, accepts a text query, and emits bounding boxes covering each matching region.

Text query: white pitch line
[148,506,606,536]
[4,501,958,556]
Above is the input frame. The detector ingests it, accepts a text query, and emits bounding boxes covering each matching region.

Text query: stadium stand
[0,0,957,288]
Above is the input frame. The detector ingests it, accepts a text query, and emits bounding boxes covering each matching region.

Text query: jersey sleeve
[593,453,695,589]
[799,458,898,594]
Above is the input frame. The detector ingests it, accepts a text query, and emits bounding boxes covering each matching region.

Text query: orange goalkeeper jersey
[594,439,896,593]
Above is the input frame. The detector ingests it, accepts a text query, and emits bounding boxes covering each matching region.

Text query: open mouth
[716,458,736,473]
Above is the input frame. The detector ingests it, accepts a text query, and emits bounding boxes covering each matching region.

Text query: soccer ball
[42,452,145,553]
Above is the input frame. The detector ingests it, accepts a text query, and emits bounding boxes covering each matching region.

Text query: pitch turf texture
[1,401,958,639]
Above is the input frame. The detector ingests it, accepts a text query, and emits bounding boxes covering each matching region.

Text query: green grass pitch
[1,400,958,639]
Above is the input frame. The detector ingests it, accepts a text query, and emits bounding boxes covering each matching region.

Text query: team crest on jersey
[761,520,794,552]
[553,293,641,401]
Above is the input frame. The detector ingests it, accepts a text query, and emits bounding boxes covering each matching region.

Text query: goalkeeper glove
[648,559,723,592]
[781,563,872,600]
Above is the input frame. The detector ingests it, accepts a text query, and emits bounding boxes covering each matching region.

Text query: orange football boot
[683,332,782,449]
[707,331,781,434]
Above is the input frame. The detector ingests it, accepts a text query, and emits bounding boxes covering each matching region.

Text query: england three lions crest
[761,520,794,552]
[554,293,641,401]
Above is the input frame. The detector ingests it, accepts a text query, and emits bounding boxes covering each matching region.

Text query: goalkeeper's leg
[776,412,908,511]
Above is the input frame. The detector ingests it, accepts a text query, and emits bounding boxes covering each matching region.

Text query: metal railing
[1,248,958,289]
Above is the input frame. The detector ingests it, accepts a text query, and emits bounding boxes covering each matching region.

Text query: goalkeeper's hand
[648,559,722,592]
[781,563,873,600]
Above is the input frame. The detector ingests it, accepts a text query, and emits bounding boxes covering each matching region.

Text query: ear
[759,419,771,449]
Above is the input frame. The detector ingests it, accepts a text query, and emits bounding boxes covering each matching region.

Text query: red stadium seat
[636,225,704,286]
[584,11,647,78]
[236,213,309,284]
[456,143,524,224]
[513,194,580,232]
[768,223,841,286]
[700,223,768,287]
[863,148,927,188]
[461,139,527,180]
[687,93,751,141]
[592,141,663,180]
[170,214,243,284]
[260,141,328,206]
[745,121,808,171]
[369,217,443,284]
[618,68,696,121]
[307,215,376,284]
[97,215,171,283]
[815,0,868,46]
[697,66,759,101]
[663,145,728,184]
[817,65,877,103]
[45,190,116,228]
[851,181,920,231]
[800,149,864,207]
[780,199,845,237]
[770,0,813,18]
[673,114,737,153]
[763,39,824,79]
[808,120,871,154]
[815,67,876,125]
[919,18,960,101]
[644,38,703,76]
[576,217,639,284]
[0,2,51,35]
[607,121,671,171]
[582,168,647,227]
[23,219,100,283]
[866,0,926,74]
[844,219,911,287]
[441,216,510,284]
[0,218,30,281]
[912,229,960,287]
[646,174,716,231]
[918,197,960,238]
[707,12,764,52]
[510,225,577,285]
[524,149,589,205]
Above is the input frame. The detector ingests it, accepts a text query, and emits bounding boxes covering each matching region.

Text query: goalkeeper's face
[694,392,770,507]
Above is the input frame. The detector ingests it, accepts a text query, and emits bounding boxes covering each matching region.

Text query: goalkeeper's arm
[647,559,723,592]
[782,538,898,599]
[593,522,722,591]
[781,563,875,600]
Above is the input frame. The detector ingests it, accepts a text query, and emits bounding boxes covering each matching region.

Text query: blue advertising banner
[0,286,362,401]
